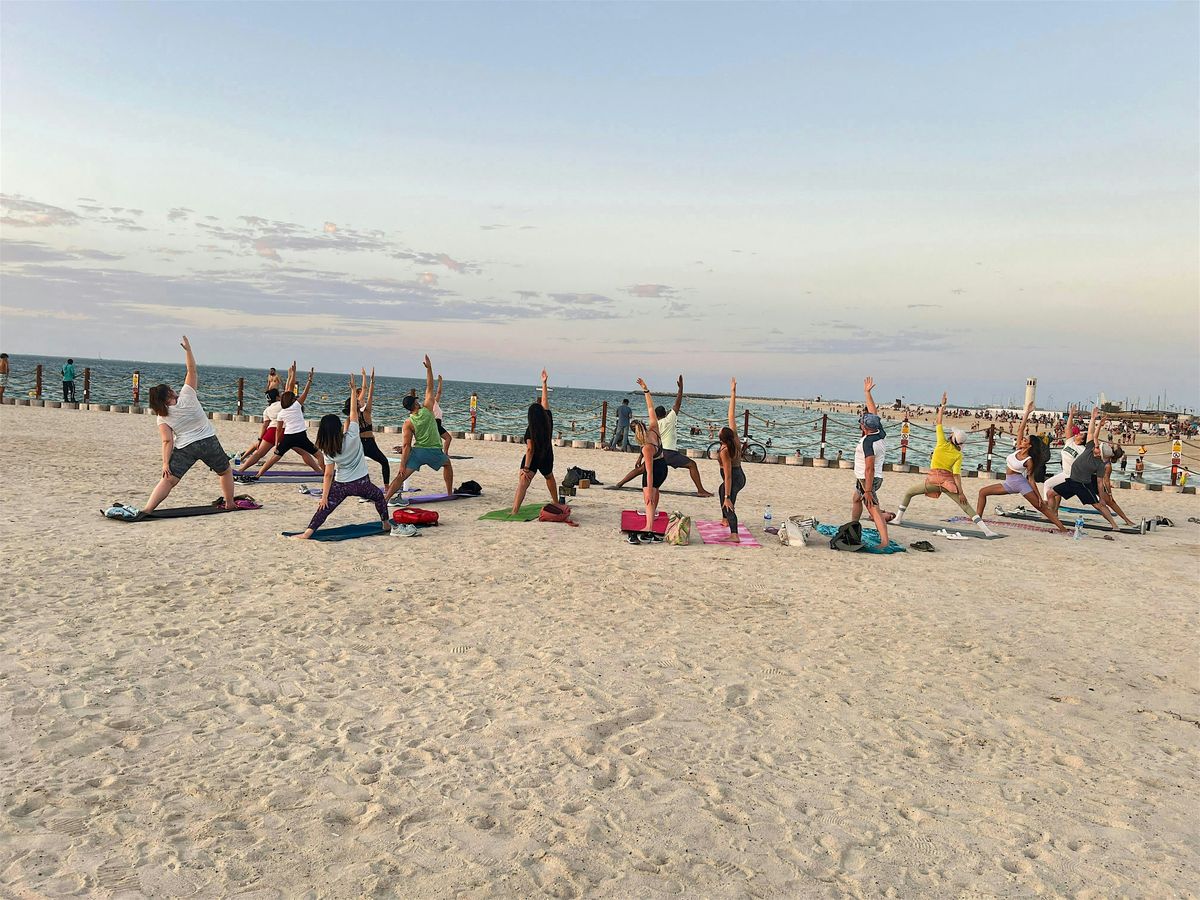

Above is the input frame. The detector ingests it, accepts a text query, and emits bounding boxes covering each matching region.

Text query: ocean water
[2,353,1170,482]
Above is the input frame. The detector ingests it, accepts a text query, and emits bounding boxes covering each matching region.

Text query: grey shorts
[169,435,230,479]
[855,477,884,507]
[662,449,692,469]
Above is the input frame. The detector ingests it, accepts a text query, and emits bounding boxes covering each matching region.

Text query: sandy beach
[1,403,1198,898]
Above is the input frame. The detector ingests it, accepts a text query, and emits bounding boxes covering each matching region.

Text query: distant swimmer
[893,392,998,536]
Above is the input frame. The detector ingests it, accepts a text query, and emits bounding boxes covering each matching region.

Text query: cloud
[418,272,438,286]
[2,305,93,321]
[392,249,480,274]
[663,301,690,318]
[254,239,282,262]
[479,224,505,231]
[759,328,951,355]
[623,283,677,299]
[0,194,82,228]
[514,290,540,300]
[547,292,613,306]
[907,303,943,309]
[166,207,193,222]
[0,239,122,263]
[323,221,338,234]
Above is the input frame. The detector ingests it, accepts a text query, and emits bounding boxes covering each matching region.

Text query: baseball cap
[861,413,882,432]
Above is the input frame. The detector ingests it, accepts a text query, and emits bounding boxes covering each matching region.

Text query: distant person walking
[143,336,236,514]
[61,358,76,402]
[0,353,8,402]
[607,398,632,451]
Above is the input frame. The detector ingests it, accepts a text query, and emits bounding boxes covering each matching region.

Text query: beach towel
[894,521,1005,540]
[479,504,543,522]
[280,522,389,541]
[620,510,669,534]
[695,520,762,548]
[814,522,906,554]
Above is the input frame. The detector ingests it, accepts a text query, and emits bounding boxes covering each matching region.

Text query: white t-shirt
[853,429,887,479]
[278,401,307,434]
[1059,438,1084,472]
[156,384,215,450]
[433,401,443,420]
[659,409,678,451]
[263,401,282,426]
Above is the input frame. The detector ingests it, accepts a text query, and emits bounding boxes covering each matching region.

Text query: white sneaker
[979,523,999,538]
[893,506,907,524]
[391,523,420,537]
[387,496,410,507]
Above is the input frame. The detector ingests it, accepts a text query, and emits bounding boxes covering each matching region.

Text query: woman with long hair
[143,336,236,514]
[716,377,746,542]
[290,374,391,539]
[633,377,667,538]
[247,365,324,478]
[343,368,390,485]
[975,401,1068,531]
[511,369,558,514]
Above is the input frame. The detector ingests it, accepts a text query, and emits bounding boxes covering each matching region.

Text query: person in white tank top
[975,401,1068,532]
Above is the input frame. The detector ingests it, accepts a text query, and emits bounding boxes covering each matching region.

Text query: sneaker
[979,523,999,538]
[391,523,420,537]
[387,496,410,507]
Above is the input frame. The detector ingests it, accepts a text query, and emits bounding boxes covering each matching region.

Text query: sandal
[910,540,935,552]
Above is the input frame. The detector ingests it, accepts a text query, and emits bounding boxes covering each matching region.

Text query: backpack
[392,507,440,527]
[455,480,482,496]
[539,502,577,526]
[664,512,691,545]
[563,466,601,489]
[830,521,864,552]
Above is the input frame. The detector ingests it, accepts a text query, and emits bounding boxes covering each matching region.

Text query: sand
[1,403,1197,898]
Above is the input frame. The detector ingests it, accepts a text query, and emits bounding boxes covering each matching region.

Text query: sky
[1,1,1197,406]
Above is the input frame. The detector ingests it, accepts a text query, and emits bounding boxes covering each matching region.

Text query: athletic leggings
[361,435,390,484]
[307,475,388,532]
[719,467,747,534]
[899,481,975,517]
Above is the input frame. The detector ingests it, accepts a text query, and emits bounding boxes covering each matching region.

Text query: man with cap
[893,391,998,536]
[1043,406,1122,530]
[384,354,455,502]
[850,377,894,546]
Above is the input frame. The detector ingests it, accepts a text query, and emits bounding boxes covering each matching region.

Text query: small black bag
[830,521,865,552]
[455,480,482,496]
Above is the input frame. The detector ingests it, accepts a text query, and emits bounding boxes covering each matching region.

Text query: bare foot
[719,533,741,543]
[290,532,311,540]
[696,490,713,498]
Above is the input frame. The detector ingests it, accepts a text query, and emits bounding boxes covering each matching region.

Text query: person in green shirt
[385,354,455,502]
[61,358,77,402]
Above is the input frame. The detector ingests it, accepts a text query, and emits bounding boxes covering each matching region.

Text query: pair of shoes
[910,540,935,552]
[387,496,410,507]
[391,523,420,537]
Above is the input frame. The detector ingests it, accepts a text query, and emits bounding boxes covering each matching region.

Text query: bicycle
[705,437,768,463]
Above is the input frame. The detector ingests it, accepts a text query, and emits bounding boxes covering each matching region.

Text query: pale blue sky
[2,1,1197,404]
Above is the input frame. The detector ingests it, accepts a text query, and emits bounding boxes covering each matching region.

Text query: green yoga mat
[479,504,543,522]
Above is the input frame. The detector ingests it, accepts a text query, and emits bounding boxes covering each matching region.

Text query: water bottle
[1073,516,1084,541]
[764,505,773,531]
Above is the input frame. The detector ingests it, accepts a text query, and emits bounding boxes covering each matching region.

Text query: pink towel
[695,520,761,548]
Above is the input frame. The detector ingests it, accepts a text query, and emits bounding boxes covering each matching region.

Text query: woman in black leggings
[344,368,390,485]
[634,377,667,536]
[717,377,746,542]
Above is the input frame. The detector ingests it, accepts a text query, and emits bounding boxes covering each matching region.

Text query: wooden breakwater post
[985,425,996,472]
[237,378,245,416]
[818,414,828,459]
[600,401,608,447]
[35,365,42,399]
[83,368,91,403]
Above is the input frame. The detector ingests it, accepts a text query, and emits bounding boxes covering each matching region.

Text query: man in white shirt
[851,377,894,546]
[609,375,713,496]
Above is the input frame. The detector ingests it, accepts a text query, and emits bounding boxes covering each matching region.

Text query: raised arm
[863,377,878,416]
[435,375,444,404]
[1016,400,1033,444]
[937,391,946,427]
[1064,404,1076,437]
[297,368,315,405]
[1086,406,1101,443]
[422,355,435,410]
[285,361,297,394]
[345,374,359,433]
[180,336,198,389]
[727,377,737,430]
[673,375,684,415]
[636,378,658,429]
[539,368,549,410]
[364,368,375,415]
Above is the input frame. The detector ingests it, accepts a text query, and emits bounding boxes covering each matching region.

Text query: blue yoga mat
[281,522,390,542]
[815,523,906,554]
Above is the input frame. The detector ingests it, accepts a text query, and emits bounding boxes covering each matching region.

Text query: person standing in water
[290,373,391,540]
[893,392,998,536]
[143,336,236,514]
[850,377,895,546]
[715,377,746,542]
[384,355,456,502]
[511,369,559,514]
[975,401,1068,531]
[266,367,281,394]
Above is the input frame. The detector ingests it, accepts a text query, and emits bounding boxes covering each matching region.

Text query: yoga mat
[281,522,390,541]
[606,485,711,498]
[316,491,479,503]
[102,501,261,522]
[997,510,1143,535]
[621,510,668,534]
[695,521,762,548]
[948,516,1062,535]
[479,504,543,522]
[894,521,1005,540]
[385,455,474,462]
[814,523,906,554]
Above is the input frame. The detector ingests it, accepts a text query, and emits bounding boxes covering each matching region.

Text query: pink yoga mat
[695,520,762,548]
[621,510,668,534]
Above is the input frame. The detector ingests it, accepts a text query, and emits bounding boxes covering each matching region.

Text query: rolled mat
[479,504,543,522]
[694,521,762,548]
[620,510,669,534]
[281,522,390,541]
[814,523,906,554]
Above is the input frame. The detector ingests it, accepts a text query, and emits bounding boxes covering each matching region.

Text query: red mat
[621,510,668,534]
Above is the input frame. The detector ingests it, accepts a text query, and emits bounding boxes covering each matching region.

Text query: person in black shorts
[632,377,667,535]
[511,369,559,514]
